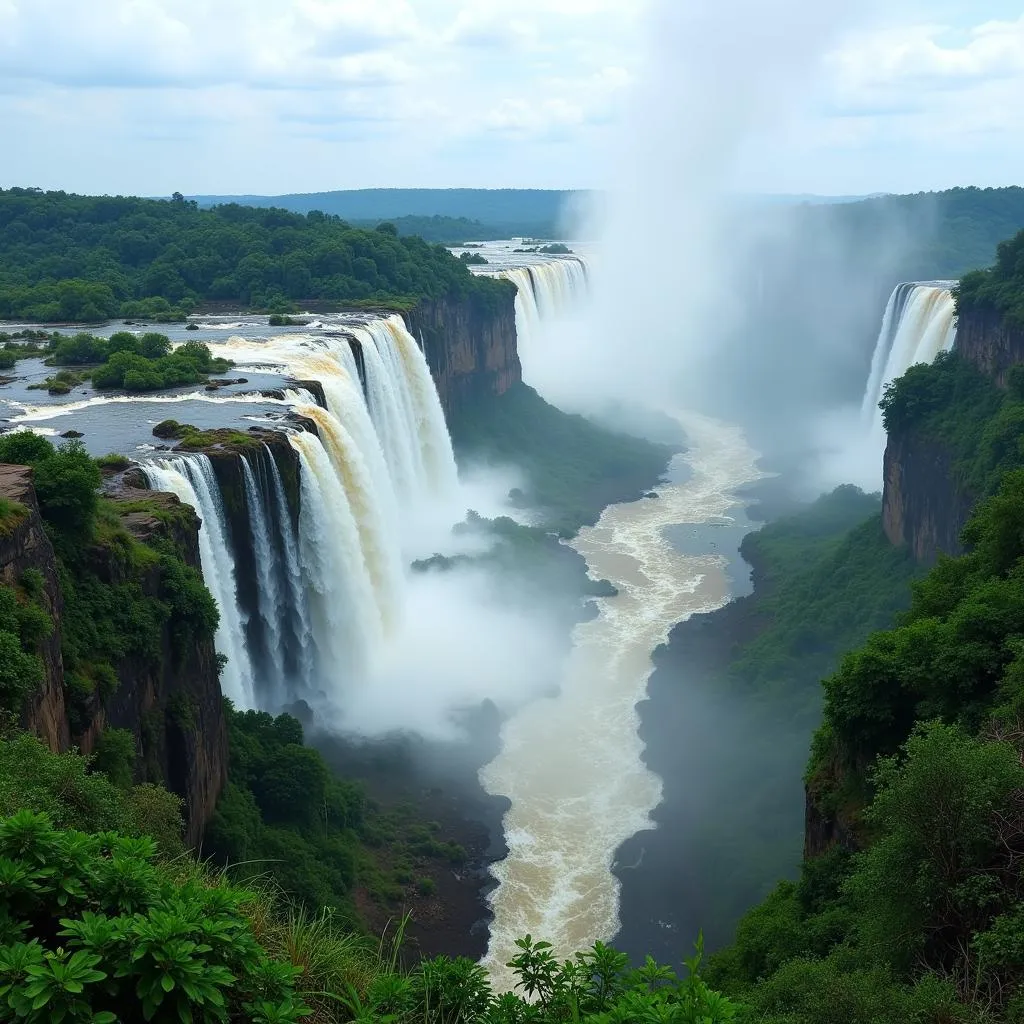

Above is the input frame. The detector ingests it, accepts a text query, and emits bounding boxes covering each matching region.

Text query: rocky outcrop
[0,461,229,848]
[88,487,228,847]
[882,428,974,564]
[0,465,69,751]
[955,307,1024,387]
[404,287,519,417]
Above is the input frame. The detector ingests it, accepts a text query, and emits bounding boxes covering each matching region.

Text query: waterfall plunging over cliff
[139,312,462,712]
[861,283,957,437]
[493,259,588,355]
[141,455,257,708]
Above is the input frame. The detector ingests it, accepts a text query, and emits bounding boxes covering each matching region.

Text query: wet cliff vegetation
[0,188,507,321]
[449,382,677,536]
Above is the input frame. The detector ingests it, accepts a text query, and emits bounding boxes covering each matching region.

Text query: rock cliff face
[404,289,519,418]
[89,487,228,848]
[0,464,228,849]
[0,465,69,752]
[954,307,1024,387]
[882,428,974,564]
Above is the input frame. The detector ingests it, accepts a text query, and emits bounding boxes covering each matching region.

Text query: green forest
[956,225,1024,327]
[0,188,506,322]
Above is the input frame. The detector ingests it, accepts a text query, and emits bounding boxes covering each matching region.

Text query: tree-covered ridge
[188,186,571,237]
[0,188,509,322]
[955,225,1024,327]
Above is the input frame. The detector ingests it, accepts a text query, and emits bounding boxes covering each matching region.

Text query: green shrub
[91,728,136,789]
[0,810,309,1023]
[95,453,131,472]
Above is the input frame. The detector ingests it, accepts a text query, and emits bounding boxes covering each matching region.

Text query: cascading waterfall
[861,282,957,438]
[289,428,384,686]
[135,311,460,713]
[141,454,256,708]
[294,401,404,636]
[241,456,289,701]
[350,316,460,510]
[493,259,589,353]
[261,444,316,698]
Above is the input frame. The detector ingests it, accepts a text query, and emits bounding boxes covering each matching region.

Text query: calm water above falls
[480,412,763,989]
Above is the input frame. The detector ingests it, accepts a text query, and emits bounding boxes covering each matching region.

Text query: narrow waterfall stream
[480,411,763,989]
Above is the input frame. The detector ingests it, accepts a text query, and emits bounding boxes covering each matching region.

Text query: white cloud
[1,0,1024,194]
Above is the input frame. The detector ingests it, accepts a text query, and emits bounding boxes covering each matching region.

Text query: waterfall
[241,456,288,701]
[493,258,589,354]
[141,455,256,708]
[297,403,404,636]
[861,282,957,437]
[289,429,383,687]
[262,444,316,699]
[138,309,460,711]
[359,315,459,503]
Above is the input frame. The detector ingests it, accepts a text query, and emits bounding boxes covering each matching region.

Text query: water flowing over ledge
[130,313,463,713]
[861,282,957,442]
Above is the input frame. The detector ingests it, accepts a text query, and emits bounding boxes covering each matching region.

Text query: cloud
[2,0,1024,195]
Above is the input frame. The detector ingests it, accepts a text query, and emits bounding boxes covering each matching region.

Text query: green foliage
[27,370,87,395]
[848,722,1024,974]
[0,582,50,715]
[0,734,182,850]
[32,441,102,543]
[206,709,365,923]
[0,810,309,1023]
[0,498,28,538]
[94,453,131,472]
[0,187,507,321]
[0,433,58,468]
[91,729,137,790]
[46,330,232,392]
[717,440,1024,1019]
[956,227,1024,327]
[876,351,1024,499]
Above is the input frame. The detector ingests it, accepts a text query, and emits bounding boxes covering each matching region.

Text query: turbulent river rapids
[480,411,763,988]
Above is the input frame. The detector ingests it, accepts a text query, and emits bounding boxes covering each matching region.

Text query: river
[479,410,764,988]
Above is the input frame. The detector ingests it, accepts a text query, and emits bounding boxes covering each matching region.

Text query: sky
[2,0,1024,197]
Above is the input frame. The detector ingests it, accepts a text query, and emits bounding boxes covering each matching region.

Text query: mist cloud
[523,0,927,487]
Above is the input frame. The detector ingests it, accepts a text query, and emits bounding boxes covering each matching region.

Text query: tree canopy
[0,188,507,322]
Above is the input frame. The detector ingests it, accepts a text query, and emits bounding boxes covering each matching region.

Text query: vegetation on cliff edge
[709,424,1024,1017]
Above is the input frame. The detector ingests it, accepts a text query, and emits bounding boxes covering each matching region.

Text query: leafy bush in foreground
[0,810,307,1023]
[0,809,740,1024]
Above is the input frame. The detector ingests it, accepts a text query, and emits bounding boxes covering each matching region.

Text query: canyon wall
[404,287,520,418]
[881,429,975,565]
[1,465,69,752]
[93,486,228,848]
[954,306,1024,387]
[0,465,228,848]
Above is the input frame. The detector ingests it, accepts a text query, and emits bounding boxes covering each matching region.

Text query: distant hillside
[0,188,508,322]
[188,188,577,238]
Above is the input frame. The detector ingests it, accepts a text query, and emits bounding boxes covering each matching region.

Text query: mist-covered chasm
[532,0,951,494]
